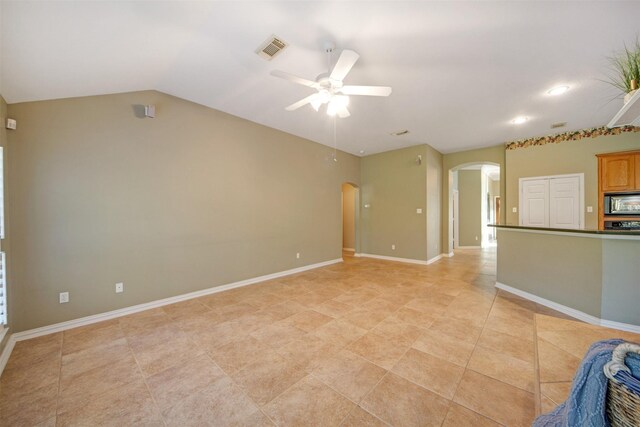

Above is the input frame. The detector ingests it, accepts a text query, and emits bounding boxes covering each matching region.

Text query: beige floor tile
[33,416,57,427]
[340,406,389,427]
[231,353,307,405]
[0,382,58,427]
[478,316,536,364]
[540,381,572,405]
[313,349,387,403]
[209,335,281,374]
[372,317,424,347]
[412,329,476,367]
[277,334,340,372]
[161,298,211,319]
[311,299,354,318]
[58,355,143,414]
[62,320,124,355]
[347,332,411,370]
[5,333,62,371]
[250,321,308,349]
[392,307,437,329]
[61,337,131,379]
[145,353,226,411]
[442,403,501,427]
[263,376,355,426]
[173,310,223,335]
[119,308,173,337]
[429,316,482,345]
[453,370,535,427]
[162,375,268,426]
[537,338,581,383]
[0,357,60,402]
[467,345,535,392]
[404,297,450,316]
[218,302,261,322]
[540,394,558,414]
[127,325,204,376]
[361,372,451,427]
[190,317,254,350]
[281,309,334,332]
[56,379,163,427]
[391,348,465,399]
[343,308,390,330]
[260,300,308,321]
[314,319,368,348]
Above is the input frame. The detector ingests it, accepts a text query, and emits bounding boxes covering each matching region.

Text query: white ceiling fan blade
[339,85,392,96]
[271,70,318,88]
[330,49,360,81]
[285,93,320,111]
[337,106,351,118]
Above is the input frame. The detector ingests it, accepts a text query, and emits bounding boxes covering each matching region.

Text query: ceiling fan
[271,43,392,118]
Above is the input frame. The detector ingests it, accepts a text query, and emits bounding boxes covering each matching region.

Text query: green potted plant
[605,37,640,104]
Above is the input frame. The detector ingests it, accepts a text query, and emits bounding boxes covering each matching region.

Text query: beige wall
[342,183,356,250]
[458,170,482,247]
[426,146,442,260]
[505,132,640,228]
[360,145,428,261]
[6,91,360,332]
[442,145,505,253]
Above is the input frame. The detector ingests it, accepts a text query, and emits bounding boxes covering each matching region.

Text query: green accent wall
[6,91,360,332]
[458,170,482,246]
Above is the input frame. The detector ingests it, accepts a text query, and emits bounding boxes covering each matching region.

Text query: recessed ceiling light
[359,150,366,154]
[511,116,529,125]
[547,85,570,96]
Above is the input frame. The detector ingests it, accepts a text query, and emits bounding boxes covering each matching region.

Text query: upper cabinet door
[600,154,635,192]
[636,154,640,190]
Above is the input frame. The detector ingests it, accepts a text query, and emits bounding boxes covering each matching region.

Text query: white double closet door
[520,174,582,229]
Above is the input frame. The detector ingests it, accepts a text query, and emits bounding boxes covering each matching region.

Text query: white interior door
[521,179,549,227]
[549,176,580,229]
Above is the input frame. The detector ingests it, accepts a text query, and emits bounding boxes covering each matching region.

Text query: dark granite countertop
[489,224,640,236]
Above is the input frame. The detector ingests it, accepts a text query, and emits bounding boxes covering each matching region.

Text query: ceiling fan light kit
[271,44,392,118]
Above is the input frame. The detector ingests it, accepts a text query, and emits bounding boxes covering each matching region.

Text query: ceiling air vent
[256,36,288,61]
[391,130,410,136]
[550,122,567,129]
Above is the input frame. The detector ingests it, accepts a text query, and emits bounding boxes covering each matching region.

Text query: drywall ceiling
[1,1,637,155]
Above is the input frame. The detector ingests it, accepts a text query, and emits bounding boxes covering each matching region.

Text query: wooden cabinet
[597,150,640,230]
[599,154,636,192]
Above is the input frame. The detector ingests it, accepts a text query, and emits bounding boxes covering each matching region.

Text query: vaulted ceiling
[1,1,637,155]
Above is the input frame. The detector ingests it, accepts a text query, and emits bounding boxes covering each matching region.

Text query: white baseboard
[358,253,429,265]
[457,245,482,249]
[0,258,342,377]
[495,282,640,334]
[442,252,454,257]
[426,254,442,265]
[0,333,15,376]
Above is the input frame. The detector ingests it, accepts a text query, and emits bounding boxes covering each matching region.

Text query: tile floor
[1,248,636,426]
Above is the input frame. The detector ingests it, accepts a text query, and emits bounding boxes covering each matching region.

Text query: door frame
[452,189,459,249]
[518,173,585,229]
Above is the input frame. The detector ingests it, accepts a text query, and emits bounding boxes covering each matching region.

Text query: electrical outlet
[391,244,396,250]
[115,282,124,293]
[587,206,593,213]
[416,208,423,214]
[512,207,517,213]
[296,253,300,259]
[475,236,479,241]
[59,292,69,304]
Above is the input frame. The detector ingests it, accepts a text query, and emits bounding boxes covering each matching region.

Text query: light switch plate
[512,207,517,213]
[59,292,69,304]
[416,208,423,214]
[115,282,124,293]
[587,206,593,213]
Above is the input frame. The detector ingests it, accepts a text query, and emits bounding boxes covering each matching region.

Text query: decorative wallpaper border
[505,125,640,150]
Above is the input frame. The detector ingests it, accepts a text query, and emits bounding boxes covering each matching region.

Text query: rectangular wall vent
[391,130,410,136]
[256,36,288,61]
[550,122,567,129]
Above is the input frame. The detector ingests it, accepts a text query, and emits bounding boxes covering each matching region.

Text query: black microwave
[604,193,640,216]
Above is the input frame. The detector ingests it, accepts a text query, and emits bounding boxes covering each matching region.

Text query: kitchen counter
[493,226,640,332]
[490,224,640,237]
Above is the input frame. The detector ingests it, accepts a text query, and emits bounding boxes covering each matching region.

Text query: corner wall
[458,170,482,246]
[360,145,428,261]
[7,90,360,332]
[0,95,10,354]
